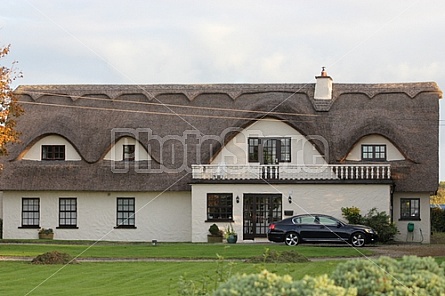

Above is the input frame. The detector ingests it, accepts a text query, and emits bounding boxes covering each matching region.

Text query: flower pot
[39,233,54,240]
[207,235,223,243]
[227,234,237,244]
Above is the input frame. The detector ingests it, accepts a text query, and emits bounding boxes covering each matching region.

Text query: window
[248,138,259,162]
[361,145,386,161]
[42,145,65,160]
[59,198,77,227]
[248,137,291,164]
[117,198,135,227]
[400,198,420,220]
[22,198,40,227]
[123,145,135,161]
[207,193,233,221]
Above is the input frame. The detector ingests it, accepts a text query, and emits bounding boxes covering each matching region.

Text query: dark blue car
[267,214,378,247]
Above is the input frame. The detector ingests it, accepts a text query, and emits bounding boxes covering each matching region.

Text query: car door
[320,216,349,241]
[316,216,342,241]
[298,215,326,241]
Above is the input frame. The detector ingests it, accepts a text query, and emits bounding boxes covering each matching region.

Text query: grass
[0,240,443,295]
[0,260,341,295]
[0,241,374,259]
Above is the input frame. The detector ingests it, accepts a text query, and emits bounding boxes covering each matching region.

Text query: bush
[214,270,356,296]
[31,251,77,265]
[213,256,445,296]
[431,207,445,232]
[331,256,445,296]
[341,207,398,243]
[341,207,364,224]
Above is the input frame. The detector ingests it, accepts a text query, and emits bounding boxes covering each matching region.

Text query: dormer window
[361,144,386,161]
[42,145,65,160]
[248,137,291,164]
[123,145,135,161]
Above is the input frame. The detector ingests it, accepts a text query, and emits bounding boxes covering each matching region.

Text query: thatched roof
[0,82,442,192]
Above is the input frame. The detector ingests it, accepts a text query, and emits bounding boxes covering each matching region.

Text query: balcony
[192,164,391,181]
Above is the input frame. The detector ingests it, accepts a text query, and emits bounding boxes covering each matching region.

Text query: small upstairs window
[42,145,65,160]
[123,145,135,161]
[361,144,386,161]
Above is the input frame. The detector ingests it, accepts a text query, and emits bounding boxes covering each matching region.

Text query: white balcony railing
[192,164,391,181]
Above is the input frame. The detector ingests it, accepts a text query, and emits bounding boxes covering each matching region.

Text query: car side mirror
[337,222,342,228]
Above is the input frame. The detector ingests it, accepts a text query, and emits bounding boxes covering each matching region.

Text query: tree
[0,44,23,160]
[430,181,445,205]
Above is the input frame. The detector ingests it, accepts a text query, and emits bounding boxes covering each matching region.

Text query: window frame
[21,198,40,228]
[58,198,78,228]
[123,144,136,161]
[248,137,291,164]
[42,145,66,160]
[116,197,136,228]
[400,198,421,221]
[206,193,233,222]
[361,144,387,161]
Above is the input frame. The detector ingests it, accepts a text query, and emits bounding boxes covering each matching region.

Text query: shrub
[431,207,445,232]
[341,207,398,243]
[209,224,222,236]
[341,207,364,224]
[31,251,77,265]
[214,270,356,296]
[362,208,398,243]
[331,256,445,296]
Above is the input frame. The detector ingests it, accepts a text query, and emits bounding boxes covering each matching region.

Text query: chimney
[314,67,333,100]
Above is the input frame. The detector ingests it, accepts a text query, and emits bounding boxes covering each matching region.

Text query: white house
[0,71,442,243]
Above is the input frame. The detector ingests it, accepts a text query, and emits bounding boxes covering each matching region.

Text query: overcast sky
[2,0,445,179]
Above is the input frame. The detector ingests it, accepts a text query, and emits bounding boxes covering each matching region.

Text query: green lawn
[0,241,442,295]
[0,241,373,259]
[0,260,342,296]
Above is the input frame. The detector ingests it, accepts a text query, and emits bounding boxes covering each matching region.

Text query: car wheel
[284,232,300,246]
[351,232,366,247]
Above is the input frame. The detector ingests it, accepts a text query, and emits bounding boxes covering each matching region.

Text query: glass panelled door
[262,139,278,164]
[243,194,282,239]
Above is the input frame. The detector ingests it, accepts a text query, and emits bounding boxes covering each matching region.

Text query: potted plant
[38,228,54,239]
[207,224,223,243]
[225,224,238,244]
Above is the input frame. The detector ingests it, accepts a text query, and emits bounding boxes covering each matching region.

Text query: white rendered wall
[346,135,404,161]
[2,191,191,242]
[393,192,431,243]
[103,137,151,161]
[314,77,333,100]
[21,135,81,161]
[191,183,390,242]
[211,119,327,166]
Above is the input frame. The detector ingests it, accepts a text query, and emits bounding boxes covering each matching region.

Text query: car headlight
[364,228,375,234]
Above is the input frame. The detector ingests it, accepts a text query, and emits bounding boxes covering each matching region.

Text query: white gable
[211,119,327,165]
[21,135,81,161]
[104,136,151,161]
[346,134,405,161]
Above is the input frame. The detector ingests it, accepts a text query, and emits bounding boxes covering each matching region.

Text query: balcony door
[243,194,282,240]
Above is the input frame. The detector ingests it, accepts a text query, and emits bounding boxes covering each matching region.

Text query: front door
[243,194,282,240]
